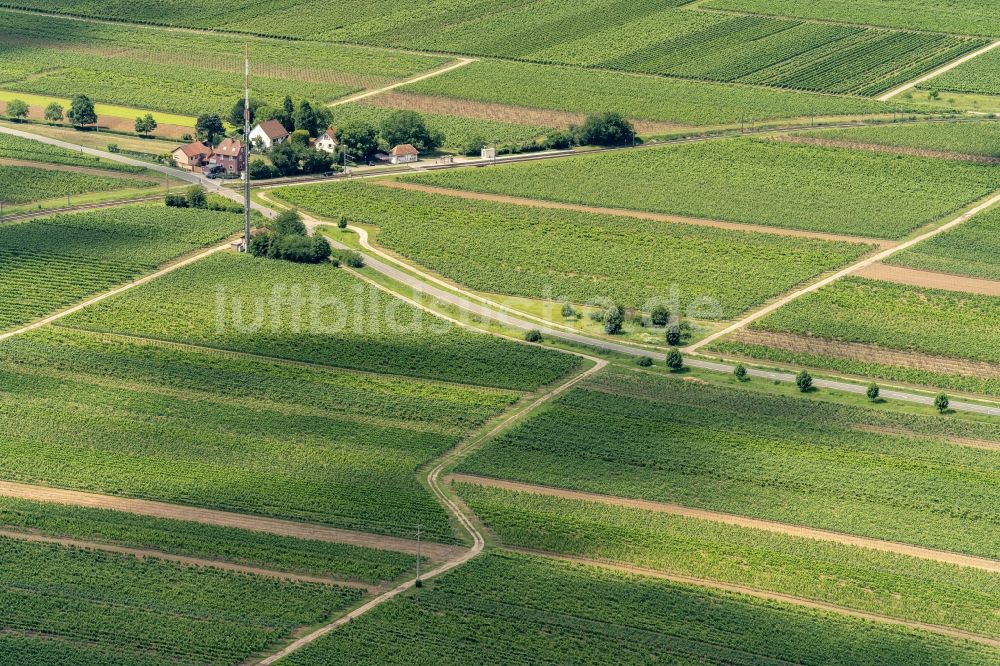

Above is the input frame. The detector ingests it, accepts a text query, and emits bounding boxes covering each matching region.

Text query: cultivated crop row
[887,204,1000,280]
[283,551,1000,665]
[458,366,1000,557]
[796,120,1000,160]
[0,165,154,205]
[274,181,871,319]
[0,133,146,172]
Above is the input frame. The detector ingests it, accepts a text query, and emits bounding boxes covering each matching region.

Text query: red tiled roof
[215,137,243,157]
[390,143,418,156]
[256,119,289,140]
[174,140,212,159]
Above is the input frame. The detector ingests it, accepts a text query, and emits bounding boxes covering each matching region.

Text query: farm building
[171,140,213,171]
[207,137,245,175]
[389,144,419,164]
[316,127,339,153]
[248,119,290,150]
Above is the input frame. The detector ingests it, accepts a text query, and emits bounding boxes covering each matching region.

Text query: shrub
[934,393,949,414]
[866,382,880,402]
[603,305,625,335]
[666,348,683,372]
[332,249,364,268]
[272,209,306,236]
[666,325,681,346]
[165,192,188,208]
[544,130,575,150]
[248,159,278,180]
[337,215,348,229]
[525,329,543,343]
[637,356,653,367]
[796,370,813,392]
[185,185,207,209]
[577,112,635,147]
[734,364,747,381]
[561,303,575,318]
[650,306,670,327]
[106,143,119,153]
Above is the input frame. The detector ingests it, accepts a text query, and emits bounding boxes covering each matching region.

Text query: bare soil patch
[731,329,1000,380]
[773,134,1000,164]
[451,474,1000,572]
[381,181,888,247]
[855,263,1000,297]
[16,104,189,140]
[0,480,462,561]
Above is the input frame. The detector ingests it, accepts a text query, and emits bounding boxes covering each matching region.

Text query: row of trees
[3,94,98,127]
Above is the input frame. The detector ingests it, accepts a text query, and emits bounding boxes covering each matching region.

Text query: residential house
[171,140,213,171]
[316,127,339,153]
[389,143,419,165]
[206,137,245,175]
[248,119,290,150]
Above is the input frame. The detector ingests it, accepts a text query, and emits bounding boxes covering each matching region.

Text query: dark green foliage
[66,94,96,126]
[734,363,748,381]
[379,110,444,152]
[331,248,364,268]
[637,356,653,367]
[796,369,813,392]
[248,158,278,179]
[935,393,950,413]
[336,121,379,159]
[195,113,225,144]
[134,113,157,136]
[576,111,636,146]
[867,382,880,402]
[666,348,684,371]
[525,329,543,343]
[561,303,576,318]
[272,209,307,236]
[603,305,624,335]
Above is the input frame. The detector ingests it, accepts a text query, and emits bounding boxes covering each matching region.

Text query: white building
[248,119,290,150]
[316,127,339,153]
[389,143,419,165]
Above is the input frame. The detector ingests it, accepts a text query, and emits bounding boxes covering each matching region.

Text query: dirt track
[855,262,1000,297]
[451,474,1000,573]
[0,529,370,588]
[773,135,1000,164]
[0,481,461,561]
[379,181,888,248]
[514,548,1000,649]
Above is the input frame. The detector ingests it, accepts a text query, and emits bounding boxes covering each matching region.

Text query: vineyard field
[701,0,1000,38]
[64,253,580,390]
[0,495,417,584]
[457,366,1000,557]
[0,133,147,172]
[274,181,872,319]
[795,120,1000,159]
[0,164,155,204]
[326,102,553,152]
[753,277,1000,366]
[0,204,239,332]
[459,486,1000,636]
[283,550,999,666]
[0,327,522,542]
[406,138,1000,239]
[0,534,361,665]
[0,11,447,115]
[924,48,1000,96]
[887,205,1000,280]
[404,60,915,128]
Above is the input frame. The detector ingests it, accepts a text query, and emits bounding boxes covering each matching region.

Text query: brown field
[855,263,1000,297]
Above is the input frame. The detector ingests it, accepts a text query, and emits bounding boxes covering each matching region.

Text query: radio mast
[243,44,251,251]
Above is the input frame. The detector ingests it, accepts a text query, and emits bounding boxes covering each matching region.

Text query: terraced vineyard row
[0,165,155,205]
[0,133,146,172]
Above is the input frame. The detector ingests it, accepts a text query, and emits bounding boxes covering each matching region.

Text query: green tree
[577,112,635,146]
[796,370,813,392]
[603,305,625,335]
[299,149,333,174]
[281,95,295,131]
[185,185,207,209]
[67,95,97,127]
[379,110,442,151]
[5,99,29,121]
[289,129,310,148]
[934,393,949,414]
[272,209,306,236]
[43,102,64,122]
[666,348,684,372]
[293,100,319,137]
[637,356,653,367]
[561,303,575,318]
[336,121,378,160]
[866,382,880,402]
[195,113,225,145]
[228,97,262,129]
[650,306,670,327]
[734,364,747,381]
[134,113,157,136]
[269,143,299,176]
[524,329,543,343]
[666,325,682,346]
[337,215,349,230]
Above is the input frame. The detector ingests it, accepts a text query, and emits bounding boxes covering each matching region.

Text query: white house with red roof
[389,143,419,165]
[248,119,290,150]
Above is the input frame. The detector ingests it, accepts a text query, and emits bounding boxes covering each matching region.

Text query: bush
[561,303,575,318]
[866,382,880,402]
[272,209,306,236]
[666,348,684,372]
[106,143,119,153]
[332,249,364,268]
[603,305,625,335]
[165,192,188,208]
[577,112,635,147]
[248,159,278,180]
[184,185,207,209]
[734,364,747,381]
[650,306,670,327]
[337,215,348,229]
[666,325,681,346]
[636,356,653,367]
[525,329,543,343]
[544,130,575,150]
[252,232,330,264]
[796,370,813,392]
[934,393,949,414]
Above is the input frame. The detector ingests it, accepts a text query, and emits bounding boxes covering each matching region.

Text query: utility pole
[415,525,423,588]
[243,44,251,252]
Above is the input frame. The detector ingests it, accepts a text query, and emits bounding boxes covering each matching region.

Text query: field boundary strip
[853,263,1000,297]
[451,474,1000,573]
[327,58,476,109]
[0,529,372,589]
[505,548,1000,649]
[0,481,460,560]
[878,40,1000,101]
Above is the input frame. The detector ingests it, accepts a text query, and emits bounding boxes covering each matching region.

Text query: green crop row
[457,365,1000,557]
[0,326,522,542]
[284,550,1000,666]
[0,204,240,332]
[0,133,147,172]
[458,485,1000,636]
[0,495,417,584]
[64,252,581,390]
[887,204,1000,280]
[925,47,1000,96]
[405,137,1000,239]
[795,120,1000,159]
[0,164,154,204]
[753,276,1000,366]
[273,181,872,319]
[0,535,361,665]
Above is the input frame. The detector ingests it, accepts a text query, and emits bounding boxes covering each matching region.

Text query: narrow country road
[327,58,476,108]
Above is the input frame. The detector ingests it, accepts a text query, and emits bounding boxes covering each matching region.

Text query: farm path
[451,474,1000,573]
[0,528,371,589]
[379,180,893,248]
[772,134,1000,164]
[879,40,1000,101]
[509,548,1000,649]
[327,58,476,109]
[0,480,460,560]
[254,353,607,664]
[854,263,1000,297]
